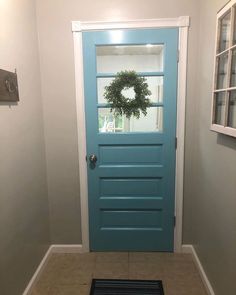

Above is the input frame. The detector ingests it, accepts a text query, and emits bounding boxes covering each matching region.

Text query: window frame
[211,0,236,137]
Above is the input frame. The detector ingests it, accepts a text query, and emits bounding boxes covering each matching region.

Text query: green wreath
[104,70,151,119]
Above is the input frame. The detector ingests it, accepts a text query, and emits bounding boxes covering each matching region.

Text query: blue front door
[83,28,178,251]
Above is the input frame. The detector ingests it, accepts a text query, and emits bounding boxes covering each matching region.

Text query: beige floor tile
[49,284,90,295]
[163,273,207,295]
[36,259,94,287]
[48,253,96,267]
[72,252,97,264]
[55,263,94,285]
[30,252,208,295]
[93,262,129,279]
[129,262,163,280]
[96,252,128,263]
[129,252,168,263]
[30,284,51,295]
[35,267,60,288]
[162,260,198,277]
[162,253,193,263]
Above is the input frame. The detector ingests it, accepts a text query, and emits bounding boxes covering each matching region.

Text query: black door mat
[90,279,164,295]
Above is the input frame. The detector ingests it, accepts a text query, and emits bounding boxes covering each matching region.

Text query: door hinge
[86,156,87,162]
[177,50,180,63]
[175,137,178,149]
[174,216,176,227]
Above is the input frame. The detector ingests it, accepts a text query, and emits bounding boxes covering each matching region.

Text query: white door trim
[72,17,190,32]
[72,17,190,253]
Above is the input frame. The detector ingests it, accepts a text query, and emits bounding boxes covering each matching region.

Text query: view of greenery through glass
[99,112,123,132]
[96,44,164,133]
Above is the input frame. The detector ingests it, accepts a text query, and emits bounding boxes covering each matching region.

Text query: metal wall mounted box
[0,69,19,102]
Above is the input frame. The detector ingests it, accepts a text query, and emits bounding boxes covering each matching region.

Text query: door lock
[89,154,98,164]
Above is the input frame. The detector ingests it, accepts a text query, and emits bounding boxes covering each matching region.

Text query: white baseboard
[22,245,53,295]
[22,244,83,295]
[182,244,215,295]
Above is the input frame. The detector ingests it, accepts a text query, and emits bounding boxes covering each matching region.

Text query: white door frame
[72,17,190,253]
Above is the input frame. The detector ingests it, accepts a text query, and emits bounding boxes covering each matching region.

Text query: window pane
[214,92,226,125]
[97,76,163,104]
[230,49,236,87]
[216,53,228,89]
[233,9,236,45]
[228,91,236,128]
[98,107,163,133]
[96,45,164,73]
[218,11,231,52]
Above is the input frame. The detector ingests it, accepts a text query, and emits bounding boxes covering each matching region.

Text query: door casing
[72,17,190,253]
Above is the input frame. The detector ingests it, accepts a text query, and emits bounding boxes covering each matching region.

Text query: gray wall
[1,0,235,294]
[35,0,200,244]
[0,1,50,294]
[35,0,236,294]
[183,0,236,294]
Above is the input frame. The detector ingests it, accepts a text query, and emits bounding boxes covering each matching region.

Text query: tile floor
[31,252,207,295]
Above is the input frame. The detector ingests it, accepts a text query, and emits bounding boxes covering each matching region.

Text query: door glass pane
[97,76,163,104]
[96,45,164,73]
[98,107,163,133]
[214,92,226,125]
[230,49,236,87]
[228,91,236,128]
[216,53,228,89]
[218,11,231,52]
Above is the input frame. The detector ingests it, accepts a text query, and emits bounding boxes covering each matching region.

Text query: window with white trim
[212,0,236,137]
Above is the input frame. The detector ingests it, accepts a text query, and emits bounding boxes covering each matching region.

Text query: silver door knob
[89,154,97,164]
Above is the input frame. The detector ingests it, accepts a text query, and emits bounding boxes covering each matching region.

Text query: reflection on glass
[96,45,164,73]
[228,91,236,128]
[214,92,226,125]
[216,53,228,89]
[97,76,163,104]
[98,107,163,133]
[218,11,231,52]
[230,49,236,87]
